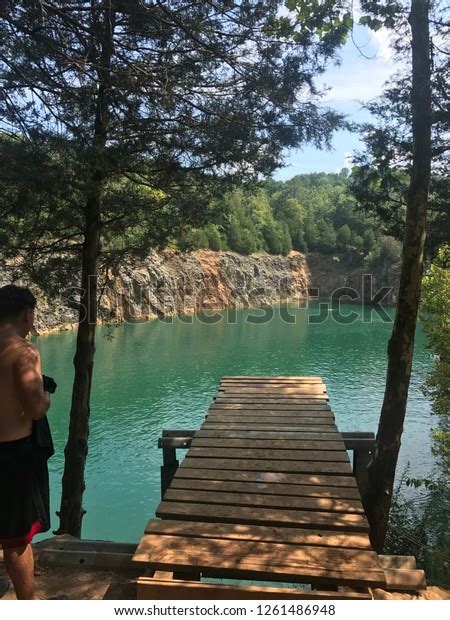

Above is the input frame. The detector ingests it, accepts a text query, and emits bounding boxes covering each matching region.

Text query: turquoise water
[34,303,434,543]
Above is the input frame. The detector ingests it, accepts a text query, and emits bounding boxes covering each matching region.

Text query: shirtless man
[0,284,51,599]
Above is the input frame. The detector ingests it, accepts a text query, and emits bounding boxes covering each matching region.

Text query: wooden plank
[179,457,353,475]
[174,467,359,488]
[379,555,417,570]
[144,519,372,549]
[214,395,329,402]
[191,437,346,451]
[219,384,326,391]
[205,416,335,426]
[170,477,362,500]
[137,576,371,600]
[209,403,331,411]
[133,534,382,586]
[202,423,339,432]
[214,399,330,406]
[220,376,325,385]
[207,410,335,419]
[156,502,370,532]
[163,488,364,514]
[195,430,344,442]
[219,387,327,395]
[220,378,325,384]
[383,569,426,591]
[136,531,379,570]
[222,376,323,382]
[205,409,335,422]
[186,447,349,463]
[206,416,335,426]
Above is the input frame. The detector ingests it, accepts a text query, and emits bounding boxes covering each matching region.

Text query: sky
[274,22,399,180]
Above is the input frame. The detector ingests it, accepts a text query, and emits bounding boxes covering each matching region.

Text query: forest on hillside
[175,170,380,259]
[163,167,445,267]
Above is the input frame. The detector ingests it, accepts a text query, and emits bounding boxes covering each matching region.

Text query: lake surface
[35,302,434,543]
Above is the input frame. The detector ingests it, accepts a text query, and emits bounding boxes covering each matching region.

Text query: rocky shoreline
[1,249,399,334]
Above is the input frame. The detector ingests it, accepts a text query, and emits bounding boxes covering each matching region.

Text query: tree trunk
[54,198,101,536]
[363,0,432,552]
[55,5,115,536]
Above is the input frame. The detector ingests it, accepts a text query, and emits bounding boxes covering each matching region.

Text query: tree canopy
[349,0,449,256]
[0,0,353,536]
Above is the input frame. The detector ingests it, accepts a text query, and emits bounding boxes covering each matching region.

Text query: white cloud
[344,151,353,167]
[371,27,395,62]
[318,23,402,109]
[320,60,393,107]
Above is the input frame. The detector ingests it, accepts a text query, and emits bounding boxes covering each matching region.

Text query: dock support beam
[160,448,178,499]
[159,432,194,498]
[341,432,376,497]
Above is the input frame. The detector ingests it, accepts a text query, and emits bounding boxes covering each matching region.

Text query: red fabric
[0,520,42,549]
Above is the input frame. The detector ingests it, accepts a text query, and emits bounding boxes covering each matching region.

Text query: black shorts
[0,435,50,549]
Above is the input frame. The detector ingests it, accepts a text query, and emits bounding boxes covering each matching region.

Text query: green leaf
[371,18,383,31]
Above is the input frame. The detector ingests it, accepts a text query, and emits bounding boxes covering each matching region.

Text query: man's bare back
[0,333,50,443]
[0,336,38,442]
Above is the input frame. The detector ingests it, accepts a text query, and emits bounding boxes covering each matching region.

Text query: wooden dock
[132,376,415,599]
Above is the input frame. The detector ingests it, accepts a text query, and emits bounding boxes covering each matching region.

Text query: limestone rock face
[99,249,309,324]
[1,250,309,333]
[1,249,400,333]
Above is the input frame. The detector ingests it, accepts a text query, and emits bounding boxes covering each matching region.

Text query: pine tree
[0,1,347,535]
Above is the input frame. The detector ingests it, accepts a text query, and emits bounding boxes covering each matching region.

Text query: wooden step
[134,534,383,586]
[179,456,353,475]
[163,488,364,514]
[379,555,417,570]
[174,467,358,488]
[186,447,348,463]
[144,519,372,549]
[169,477,362,500]
[209,403,331,411]
[156,501,370,532]
[137,573,371,600]
[191,437,346,451]
[382,568,426,591]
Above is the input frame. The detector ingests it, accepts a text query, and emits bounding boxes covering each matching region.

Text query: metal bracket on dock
[158,430,376,499]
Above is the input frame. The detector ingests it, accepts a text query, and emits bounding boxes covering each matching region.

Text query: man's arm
[13,344,50,421]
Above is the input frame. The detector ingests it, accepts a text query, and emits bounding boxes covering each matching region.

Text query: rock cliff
[99,249,310,325]
[3,250,309,332]
[1,249,399,333]
[306,252,400,306]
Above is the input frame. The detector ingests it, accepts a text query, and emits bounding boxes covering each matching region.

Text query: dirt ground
[1,564,449,600]
[0,564,140,600]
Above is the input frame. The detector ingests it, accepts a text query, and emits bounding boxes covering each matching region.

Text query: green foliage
[173,171,384,259]
[204,224,225,252]
[387,246,450,587]
[365,235,402,271]
[420,245,450,417]
[385,469,450,586]
[363,229,376,253]
[336,224,351,249]
[286,1,354,47]
[315,220,337,254]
